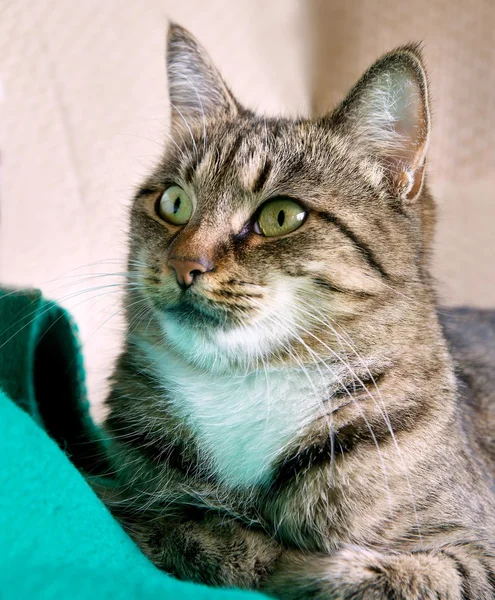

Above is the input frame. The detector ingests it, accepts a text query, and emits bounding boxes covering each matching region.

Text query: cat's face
[128,25,431,369]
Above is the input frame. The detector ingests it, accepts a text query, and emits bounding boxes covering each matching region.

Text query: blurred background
[1,0,494,417]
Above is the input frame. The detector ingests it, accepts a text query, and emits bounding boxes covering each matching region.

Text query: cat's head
[128,24,433,369]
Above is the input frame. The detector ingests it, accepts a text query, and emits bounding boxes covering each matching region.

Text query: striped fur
[101,24,495,599]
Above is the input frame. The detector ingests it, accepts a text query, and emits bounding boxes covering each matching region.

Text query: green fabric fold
[0,288,264,600]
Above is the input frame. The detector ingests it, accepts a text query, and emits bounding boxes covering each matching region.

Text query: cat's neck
[135,334,348,487]
[126,298,458,489]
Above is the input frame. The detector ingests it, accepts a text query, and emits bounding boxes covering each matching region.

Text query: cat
[101,23,495,599]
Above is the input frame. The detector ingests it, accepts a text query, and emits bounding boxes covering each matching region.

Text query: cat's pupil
[173,197,181,213]
[277,210,285,227]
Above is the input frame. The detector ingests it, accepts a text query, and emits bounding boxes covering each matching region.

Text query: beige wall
[306,0,495,308]
[1,0,494,414]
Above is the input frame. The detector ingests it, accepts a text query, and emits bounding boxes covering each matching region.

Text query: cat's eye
[255,198,307,237]
[157,186,193,225]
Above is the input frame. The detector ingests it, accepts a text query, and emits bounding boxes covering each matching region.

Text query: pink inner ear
[383,71,428,165]
[393,80,429,200]
[363,65,429,200]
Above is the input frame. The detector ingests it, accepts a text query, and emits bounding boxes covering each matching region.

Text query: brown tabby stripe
[251,159,272,193]
[183,160,197,183]
[312,276,375,299]
[452,542,495,595]
[440,551,472,600]
[479,556,495,595]
[270,401,422,491]
[269,437,335,492]
[403,522,463,540]
[216,132,244,180]
[316,210,390,279]
[135,185,160,199]
[280,266,374,298]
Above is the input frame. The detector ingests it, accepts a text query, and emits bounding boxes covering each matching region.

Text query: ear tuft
[167,23,239,127]
[332,44,430,202]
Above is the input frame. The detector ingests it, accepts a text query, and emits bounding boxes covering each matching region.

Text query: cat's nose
[167,257,210,289]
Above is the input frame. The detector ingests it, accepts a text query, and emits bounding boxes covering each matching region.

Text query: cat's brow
[135,185,160,200]
[251,159,272,194]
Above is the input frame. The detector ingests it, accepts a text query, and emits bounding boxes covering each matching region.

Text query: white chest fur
[142,342,333,488]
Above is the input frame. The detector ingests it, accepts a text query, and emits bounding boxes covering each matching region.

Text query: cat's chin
[156,301,297,371]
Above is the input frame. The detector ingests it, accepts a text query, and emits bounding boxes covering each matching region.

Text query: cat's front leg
[263,544,495,600]
[122,510,282,589]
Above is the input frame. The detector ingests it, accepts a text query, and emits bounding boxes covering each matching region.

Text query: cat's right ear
[330,45,430,203]
[166,23,239,128]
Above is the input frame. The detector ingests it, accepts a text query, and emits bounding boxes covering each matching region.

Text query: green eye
[256,198,307,237]
[157,185,193,225]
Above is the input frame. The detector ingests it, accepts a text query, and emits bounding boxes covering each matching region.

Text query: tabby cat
[102,24,495,599]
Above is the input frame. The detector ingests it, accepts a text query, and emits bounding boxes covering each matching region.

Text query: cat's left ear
[166,23,239,127]
[331,45,430,202]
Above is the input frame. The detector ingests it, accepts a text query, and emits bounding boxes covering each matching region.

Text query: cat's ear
[166,23,239,127]
[331,45,430,202]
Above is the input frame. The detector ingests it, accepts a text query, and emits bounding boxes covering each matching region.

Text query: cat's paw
[319,546,462,600]
[264,546,462,600]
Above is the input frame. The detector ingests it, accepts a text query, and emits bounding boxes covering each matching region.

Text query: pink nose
[167,258,209,288]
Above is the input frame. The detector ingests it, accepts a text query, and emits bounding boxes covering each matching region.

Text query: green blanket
[0,288,265,599]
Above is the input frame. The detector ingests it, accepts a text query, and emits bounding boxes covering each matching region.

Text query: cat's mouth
[161,286,258,331]
[163,295,229,329]
[140,266,266,333]
[146,278,311,373]
[143,272,303,363]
